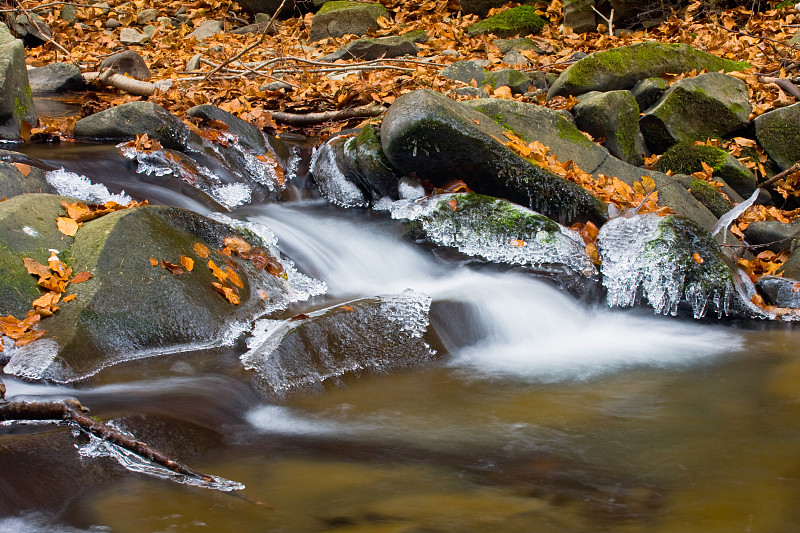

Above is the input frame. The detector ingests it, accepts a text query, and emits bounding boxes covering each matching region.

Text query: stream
[2,134,800,532]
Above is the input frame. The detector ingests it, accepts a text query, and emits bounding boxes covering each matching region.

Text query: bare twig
[759,162,800,189]
[717,24,800,52]
[12,3,76,64]
[271,102,385,125]
[204,0,287,80]
[758,75,800,99]
[591,6,614,36]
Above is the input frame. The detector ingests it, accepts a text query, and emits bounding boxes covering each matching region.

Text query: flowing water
[2,140,800,532]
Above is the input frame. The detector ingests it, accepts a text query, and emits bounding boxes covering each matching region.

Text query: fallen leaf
[62,293,76,302]
[193,242,210,258]
[56,217,80,237]
[70,271,93,284]
[340,305,354,311]
[180,255,194,272]
[13,163,30,176]
[149,257,159,266]
[227,267,244,289]
[161,260,184,275]
[208,259,227,282]
[289,313,309,321]
[211,281,241,304]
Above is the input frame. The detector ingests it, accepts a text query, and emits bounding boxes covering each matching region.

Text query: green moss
[688,178,732,218]
[317,0,382,14]
[0,244,40,316]
[467,6,546,37]
[13,97,26,121]
[615,99,641,161]
[554,115,594,147]
[654,142,727,174]
[436,192,561,236]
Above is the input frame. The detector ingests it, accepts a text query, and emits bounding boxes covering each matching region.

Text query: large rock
[462,97,721,232]
[2,199,325,382]
[639,72,751,152]
[467,5,546,38]
[186,103,269,154]
[188,19,223,40]
[0,23,37,140]
[547,42,750,100]
[27,62,85,94]
[653,141,757,197]
[322,31,426,61]
[235,0,320,17]
[99,50,151,81]
[309,1,388,42]
[597,213,751,318]
[573,90,648,166]
[563,0,597,33]
[380,89,607,226]
[389,192,597,283]
[753,103,800,171]
[744,220,800,253]
[439,59,490,85]
[242,290,434,396]
[757,275,800,308]
[74,101,199,150]
[0,150,56,198]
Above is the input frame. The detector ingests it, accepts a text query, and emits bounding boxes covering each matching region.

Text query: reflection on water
[2,166,800,532]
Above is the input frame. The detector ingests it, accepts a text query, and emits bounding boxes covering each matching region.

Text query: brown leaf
[69,271,93,284]
[161,260,184,275]
[149,257,159,266]
[14,163,30,176]
[22,257,51,279]
[32,291,61,310]
[211,282,241,304]
[208,260,227,282]
[222,235,251,254]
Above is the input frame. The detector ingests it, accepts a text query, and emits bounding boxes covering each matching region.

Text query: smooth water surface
[1,147,799,533]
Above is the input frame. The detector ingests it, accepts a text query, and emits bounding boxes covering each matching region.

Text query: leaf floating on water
[180,255,194,272]
[161,260,184,275]
[70,271,93,284]
[211,282,241,305]
[193,242,210,258]
[227,267,244,289]
[56,216,80,237]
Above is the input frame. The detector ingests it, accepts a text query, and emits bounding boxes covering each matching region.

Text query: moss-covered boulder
[685,177,734,218]
[0,151,56,198]
[597,213,751,318]
[380,89,607,225]
[242,290,435,396]
[573,90,648,166]
[457,0,508,17]
[467,6,546,38]
[653,141,757,197]
[0,23,37,140]
[631,76,669,112]
[753,103,800,171]
[322,31,426,61]
[74,101,200,151]
[308,1,388,42]
[547,42,750,100]
[483,68,536,94]
[462,98,721,232]
[3,200,325,382]
[639,73,751,152]
[390,192,597,281]
[744,220,800,253]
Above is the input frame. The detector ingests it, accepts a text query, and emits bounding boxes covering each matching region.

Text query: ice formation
[45,168,132,204]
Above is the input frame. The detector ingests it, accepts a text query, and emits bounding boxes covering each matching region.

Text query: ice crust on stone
[597,213,740,318]
[211,183,252,209]
[242,289,434,395]
[203,131,285,192]
[390,194,597,278]
[45,168,132,204]
[309,138,367,208]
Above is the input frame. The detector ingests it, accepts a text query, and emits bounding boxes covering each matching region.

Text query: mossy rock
[483,68,534,94]
[309,1,388,42]
[686,178,733,218]
[439,60,491,85]
[654,142,757,197]
[467,6,546,38]
[380,89,607,226]
[547,42,751,100]
[0,155,55,198]
[186,104,269,155]
[0,35,38,141]
[754,102,800,171]
[573,90,647,166]
[631,76,669,111]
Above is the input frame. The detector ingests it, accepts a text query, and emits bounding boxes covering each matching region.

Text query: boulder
[457,0,508,16]
[186,104,269,155]
[653,141,757,197]
[639,72,751,153]
[99,50,151,81]
[677,175,733,219]
[573,90,648,166]
[493,37,545,55]
[631,76,669,111]
[0,24,37,140]
[74,101,199,150]
[136,8,159,25]
[0,154,55,199]
[322,31,426,61]
[27,62,85,94]
[241,290,435,396]
[753,103,800,171]
[547,42,750,99]
[235,0,320,17]
[563,0,597,33]
[8,12,51,47]
[380,89,607,226]
[389,192,598,281]
[119,27,148,45]
[483,68,537,94]
[757,275,800,308]
[2,200,324,382]
[597,213,750,318]
[188,19,223,40]
[463,97,721,232]
[744,220,800,253]
[309,1,388,42]
[467,5,546,38]
[439,60,490,85]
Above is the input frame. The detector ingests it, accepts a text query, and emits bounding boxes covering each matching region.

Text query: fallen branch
[0,397,210,480]
[759,161,800,189]
[758,76,800,99]
[84,65,170,97]
[270,102,385,125]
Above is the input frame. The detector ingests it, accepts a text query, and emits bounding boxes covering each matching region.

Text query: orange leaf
[69,271,93,284]
[211,282,241,304]
[692,252,704,264]
[508,239,526,247]
[15,329,46,347]
[161,260,184,275]
[208,259,227,282]
[227,267,244,289]
[149,257,159,266]
[32,291,60,309]
[223,235,251,254]
[13,162,30,176]
[62,293,76,303]
[180,255,194,272]
[57,216,80,237]
[448,198,458,212]
[339,305,354,311]
[22,257,51,279]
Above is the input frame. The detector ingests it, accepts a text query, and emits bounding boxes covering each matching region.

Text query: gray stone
[231,20,279,35]
[754,103,800,171]
[186,104,269,155]
[74,101,199,150]
[0,31,38,140]
[381,89,607,226]
[142,25,157,38]
[60,5,78,23]
[484,68,535,94]
[439,60,490,85]
[119,27,148,44]
[136,8,158,25]
[449,86,489,98]
[493,37,544,54]
[563,0,597,33]
[10,13,51,47]
[0,152,55,200]
[573,89,647,166]
[186,53,202,71]
[744,220,800,253]
[189,19,223,40]
[502,50,529,66]
[631,76,669,111]
[547,42,751,100]
[309,1,388,42]
[321,32,426,61]
[99,50,151,81]
[28,62,85,94]
[105,18,121,29]
[639,72,752,153]
[262,80,292,91]
[757,275,800,308]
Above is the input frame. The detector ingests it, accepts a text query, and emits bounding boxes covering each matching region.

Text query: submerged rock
[390,193,597,280]
[596,213,751,318]
[242,290,435,396]
[2,199,325,382]
[547,42,750,99]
